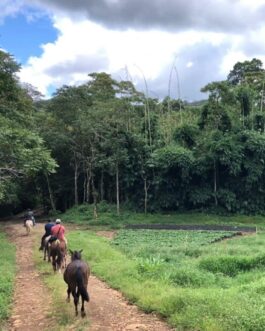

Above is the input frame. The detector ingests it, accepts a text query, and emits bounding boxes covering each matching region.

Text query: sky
[1,0,265,101]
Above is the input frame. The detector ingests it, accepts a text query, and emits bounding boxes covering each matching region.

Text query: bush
[169,267,216,287]
[199,256,252,276]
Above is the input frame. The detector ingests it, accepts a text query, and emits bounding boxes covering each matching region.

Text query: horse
[42,235,51,262]
[25,219,33,235]
[63,250,90,317]
[49,239,67,272]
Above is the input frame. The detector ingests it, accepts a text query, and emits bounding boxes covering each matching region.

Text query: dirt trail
[4,223,56,331]
[4,223,173,331]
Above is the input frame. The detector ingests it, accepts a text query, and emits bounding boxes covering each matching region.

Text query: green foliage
[152,145,194,173]
[227,58,264,85]
[66,227,265,331]
[0,231,16,325]
[173,124,199,147]
[0,50,57,210]
[9,55,265,215]
[199,256,253,276]
[199,254,265,277]
[201,80,236,105]
[198,102,232,132]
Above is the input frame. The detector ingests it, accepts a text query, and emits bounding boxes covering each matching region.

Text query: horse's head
[69,249,83,261]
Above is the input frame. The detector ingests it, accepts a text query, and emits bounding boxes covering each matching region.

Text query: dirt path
[5,223,173,331]
[4,223,56,331]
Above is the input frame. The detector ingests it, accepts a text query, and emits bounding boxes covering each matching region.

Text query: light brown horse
[25,220,33,235]
[63,250,90,317]
[49,239,67,272]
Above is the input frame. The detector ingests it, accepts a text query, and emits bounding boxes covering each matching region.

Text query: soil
[3,223,173,331]
[126,224,256,232]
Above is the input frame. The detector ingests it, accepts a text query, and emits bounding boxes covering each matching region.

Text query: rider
[24,208,36,226]
[39,219,55,250]
[50,219,67,245]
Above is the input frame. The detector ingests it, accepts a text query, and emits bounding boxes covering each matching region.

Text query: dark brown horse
[63,250,90,317]
[49,239,67,272]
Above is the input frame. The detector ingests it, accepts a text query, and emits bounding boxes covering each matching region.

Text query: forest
[1,49,265,216]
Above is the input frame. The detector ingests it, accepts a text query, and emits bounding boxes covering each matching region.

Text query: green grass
[59,202,265,229]
[33,235,90,331]
[67,228,265,331]
[0,231,16,329]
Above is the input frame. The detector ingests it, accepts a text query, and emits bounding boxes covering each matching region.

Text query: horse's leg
[63,254,66,269]
[66,286,71,302]
[72,291,79,316]
[43,244,47,261]
[81,296,86,317]
[52,255,56,272]
[57,251,62,273]
[48,245,51,262]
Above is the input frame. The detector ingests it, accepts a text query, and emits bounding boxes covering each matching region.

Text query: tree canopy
[2,52,265,215]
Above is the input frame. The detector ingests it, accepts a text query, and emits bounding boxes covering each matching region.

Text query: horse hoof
[81,311,86,318]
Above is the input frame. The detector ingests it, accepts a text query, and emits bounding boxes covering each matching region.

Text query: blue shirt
[45,223,55,235]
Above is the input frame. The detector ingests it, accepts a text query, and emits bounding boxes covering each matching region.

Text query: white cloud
[19,16,230,98]
[16,0,265,100]
[0,0,24,22]
[26,0,265,33]
[186,62,193,68]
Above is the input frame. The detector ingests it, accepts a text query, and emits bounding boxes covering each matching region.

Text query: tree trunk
[86,169,91,203]
[74,160,79,205]
[116,164,120,216]
[100,170,104,201]
[83,175,87,203]
[144,178,149,214]
[213,159,218,206]
[45,173,56,211]
[91,176,98,219]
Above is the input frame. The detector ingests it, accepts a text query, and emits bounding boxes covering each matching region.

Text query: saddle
[49,236,59,243]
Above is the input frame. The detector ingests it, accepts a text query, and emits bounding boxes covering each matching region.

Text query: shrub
[199,256,252,276]
[169,267,216,287]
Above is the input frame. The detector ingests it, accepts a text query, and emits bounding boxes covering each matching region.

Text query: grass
[32,234,90,331]
[67,228,265,331]
[40,203,265,329]
[58,202,265,230]
[0,230,16,330]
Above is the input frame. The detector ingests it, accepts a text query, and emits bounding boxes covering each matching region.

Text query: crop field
[67,228,265,330]
[112,229,237,254]
[109,229,265,330]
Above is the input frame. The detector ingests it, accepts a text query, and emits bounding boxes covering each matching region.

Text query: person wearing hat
[50,218,67,245]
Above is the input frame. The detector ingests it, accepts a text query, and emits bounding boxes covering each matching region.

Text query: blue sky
[1,0,265,100]
[1,13,57,64]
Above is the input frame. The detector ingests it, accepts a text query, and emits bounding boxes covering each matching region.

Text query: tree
[227,58,264,86]
[0,50,57,208]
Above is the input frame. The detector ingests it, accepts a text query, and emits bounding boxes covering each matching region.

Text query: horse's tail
[76,267,89,302]
[56,247,63,267]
